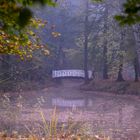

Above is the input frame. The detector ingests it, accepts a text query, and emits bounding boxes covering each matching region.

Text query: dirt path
[1,79,140,139]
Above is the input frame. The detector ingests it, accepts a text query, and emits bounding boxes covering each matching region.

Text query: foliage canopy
[115,0,140,25]
[0,0,56,58]
[92,0,140,25]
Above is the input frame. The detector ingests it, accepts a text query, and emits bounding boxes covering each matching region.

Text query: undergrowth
[0,95,110,140]
[82,80,140,95]
[0,108,110,140]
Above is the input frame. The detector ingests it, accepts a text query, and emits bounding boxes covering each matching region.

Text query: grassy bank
[82,80,140,95]
[0,108,110,140]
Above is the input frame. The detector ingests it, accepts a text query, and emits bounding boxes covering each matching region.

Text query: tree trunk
[84,35,89,83]
[132,25,140,82]
[117,64,125,82]
[134,57,139,82]
[56,38,63,70]
[84,0,89,83]
[0,55,11,92]
[1,55,10,79]
[103,45,108,79]
[116,28,125,82]
[102,3,109,80]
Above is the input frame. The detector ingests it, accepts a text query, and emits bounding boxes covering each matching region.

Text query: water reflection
[51,98,93,108]
[39,79,140,139]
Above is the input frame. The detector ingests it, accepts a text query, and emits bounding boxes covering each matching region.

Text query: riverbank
[81,80,140,95]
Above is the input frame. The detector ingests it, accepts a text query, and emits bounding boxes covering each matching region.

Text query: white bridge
[52,69,92,78]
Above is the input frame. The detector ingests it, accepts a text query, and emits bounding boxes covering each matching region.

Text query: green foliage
[0,0,55,29]
[0,0,56,58]
[115,0,140,25]
[0,19,49,59]
[18,8,33,28]
[91,0,103,2]
[18,0,56,6]
[92,0,140,25]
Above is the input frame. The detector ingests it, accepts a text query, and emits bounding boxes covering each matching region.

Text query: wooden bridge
[52,69,92,79]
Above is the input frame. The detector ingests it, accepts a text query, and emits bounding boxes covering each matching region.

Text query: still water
[22,79,140,139]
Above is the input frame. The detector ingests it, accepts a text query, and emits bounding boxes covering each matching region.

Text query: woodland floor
[0,79,140,139]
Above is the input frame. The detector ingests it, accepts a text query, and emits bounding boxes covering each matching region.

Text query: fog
[0,0,140,139]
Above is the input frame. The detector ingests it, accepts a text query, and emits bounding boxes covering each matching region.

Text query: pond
[1,79,140,139]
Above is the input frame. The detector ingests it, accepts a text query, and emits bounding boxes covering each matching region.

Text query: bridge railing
[52,69,92,78]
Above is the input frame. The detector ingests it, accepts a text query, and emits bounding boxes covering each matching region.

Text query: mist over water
[0,0,140,139]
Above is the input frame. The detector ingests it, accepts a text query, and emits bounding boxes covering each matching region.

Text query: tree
[83,0,90,83]
[90,0,140,82]
[76,0,105,82]
[0,0,57,91]
[0,0,55,58]
[132,25,140,82]
[93,0,140,25]
[102,3,109,79]
[115,0,140,25]
[116,30,125,82]
[34,0,81,70]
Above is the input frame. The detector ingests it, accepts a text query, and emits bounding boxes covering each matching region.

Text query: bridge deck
[52,69,92,78]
